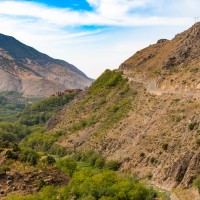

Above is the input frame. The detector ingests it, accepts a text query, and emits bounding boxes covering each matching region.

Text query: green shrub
[0,122,30,143]
[146,172,153,180]
[95,157,105,169]
[44,156,56,165]
[56,158,77,176]
[20,149,39,166]
[196,139,200,146]
[150,157,158,164]
[0,166,10,175]
[20,92,78,126]
[162,143,168,150]
[105,160,120,171]
[12,143,21,152]
[68,170,157,200]
[5,150,18,159]
[37,179,47,189]
[193,175,200,194]
[188,122,199,131]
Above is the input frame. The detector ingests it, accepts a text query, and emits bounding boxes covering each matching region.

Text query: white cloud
[0,0,194,26]
[0,0,198,78]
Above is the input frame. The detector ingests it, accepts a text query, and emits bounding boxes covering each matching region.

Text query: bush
[0,166,10,175]
[162,143,168,150]
[5,150,18,159]
[20,149,39,166]
[37,179,47,189]
[150,157,158,164]
[44,156,56,165]
[12,143,21,152]
[56,158,77,176]
[95,157,105,169]
[193,175,200,194]
[0,122,30,143]
[188,122,199,131]
[67,170,157,200]
[105,160,120,171]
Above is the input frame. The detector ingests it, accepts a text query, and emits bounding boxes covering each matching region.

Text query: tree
[56,158,77,176]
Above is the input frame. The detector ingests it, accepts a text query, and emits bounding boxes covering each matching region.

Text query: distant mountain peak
[0,33,93,97]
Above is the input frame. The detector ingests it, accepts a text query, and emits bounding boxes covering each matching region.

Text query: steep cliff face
[46,23,200,193]
[0,34,92,97]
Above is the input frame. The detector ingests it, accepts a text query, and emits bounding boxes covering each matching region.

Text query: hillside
[0,91,40,122]
[0,34,92,97]
[45,23,200,199]
[120,22,200,97]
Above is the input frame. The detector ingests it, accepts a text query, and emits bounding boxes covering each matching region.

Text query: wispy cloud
[0,0,198,78]
[0,0,194,27]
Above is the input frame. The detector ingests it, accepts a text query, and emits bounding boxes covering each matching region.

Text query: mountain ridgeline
[0,33,93,97]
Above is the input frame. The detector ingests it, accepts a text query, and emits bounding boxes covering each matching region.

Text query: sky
[0,0,199,78]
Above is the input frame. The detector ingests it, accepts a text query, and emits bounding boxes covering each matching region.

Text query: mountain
[46,23,200,198]
[0,33,93,97]
[120,22,200,97]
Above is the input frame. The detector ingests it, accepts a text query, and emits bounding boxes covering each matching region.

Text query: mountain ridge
[0,33,93,97]
[119,22,200,96]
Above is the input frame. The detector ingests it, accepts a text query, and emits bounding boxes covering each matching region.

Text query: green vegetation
[56,158,77,176]
[43,156,56,165]
[73,151,120,171]
[3,144,40,166]
[66,170,157,200]
[193,175,200,194]
[104,160,120,171]
[0,91,41,122]
[21,129,67,156]
[188,122,199,131]
[55,70,134,140]
[0,122,30,144]
[19,92,78,126]
[0,166,10,175]
[20,149,40,166]
[8,158,158,200]
[162,143,168,151]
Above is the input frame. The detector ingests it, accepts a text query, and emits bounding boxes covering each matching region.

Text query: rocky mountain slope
[46,23,200,199]
[0,34,92,97]
[120,22,200,97]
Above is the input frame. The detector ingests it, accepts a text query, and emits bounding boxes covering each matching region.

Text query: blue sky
[0,0,199,78]
[22,0,93,10]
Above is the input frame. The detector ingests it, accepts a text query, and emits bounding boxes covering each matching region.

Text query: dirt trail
[150,183,179,200]
[126,76,200,98]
